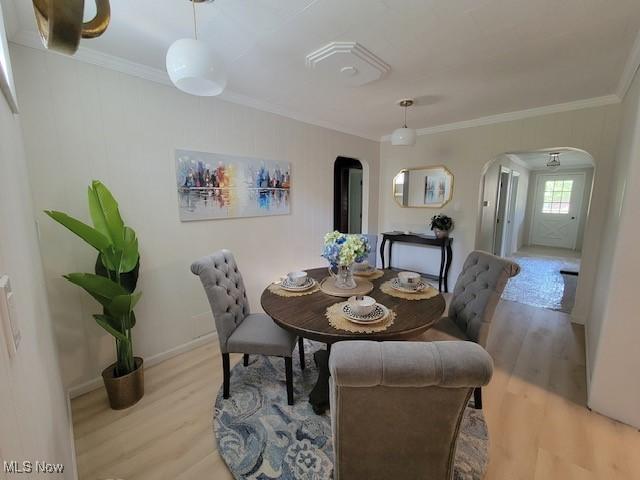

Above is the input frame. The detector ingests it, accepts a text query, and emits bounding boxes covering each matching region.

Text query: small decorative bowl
[347,295,377,316]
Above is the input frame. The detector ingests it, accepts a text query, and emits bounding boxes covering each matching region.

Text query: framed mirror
[393,165,453,208]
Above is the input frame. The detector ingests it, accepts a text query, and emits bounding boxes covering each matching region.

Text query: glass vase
[328,263,357,289]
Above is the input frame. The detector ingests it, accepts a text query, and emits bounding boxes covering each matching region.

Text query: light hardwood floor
[71,300,640,480]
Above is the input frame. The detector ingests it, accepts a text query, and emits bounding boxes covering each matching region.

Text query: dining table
[260,267,446,414]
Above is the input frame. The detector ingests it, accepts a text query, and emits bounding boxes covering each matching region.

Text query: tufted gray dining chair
[329,340,493,480]
[190,250,303,405]
[422,250,520,408]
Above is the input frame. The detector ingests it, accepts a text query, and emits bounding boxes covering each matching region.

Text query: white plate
[342,303,388,324]
[390,277,428,293]
[280,277,316,292]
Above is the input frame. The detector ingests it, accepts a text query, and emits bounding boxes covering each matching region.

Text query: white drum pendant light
[391,99,416,146]
[166,0,226,96]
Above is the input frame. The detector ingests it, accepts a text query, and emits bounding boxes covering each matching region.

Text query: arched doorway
[333,157,363,233]
[476,148,595,314]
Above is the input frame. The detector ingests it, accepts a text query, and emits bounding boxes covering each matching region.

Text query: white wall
[587,67,640,428]
[379,103,620,325]
[523,166,594,251]
[10,44,380,391]
[0,55,74,477]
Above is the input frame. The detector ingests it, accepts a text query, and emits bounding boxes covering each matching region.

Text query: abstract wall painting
[424,174,447,205]
[175,150,291,221]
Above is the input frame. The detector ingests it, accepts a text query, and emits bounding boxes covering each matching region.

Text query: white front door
[530,173,585,249]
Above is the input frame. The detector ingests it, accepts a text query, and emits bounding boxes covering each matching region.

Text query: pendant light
[166,0,226,97]
[546,152,561,171]
[391,99,417,146]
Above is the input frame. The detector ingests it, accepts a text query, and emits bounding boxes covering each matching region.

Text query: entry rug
[213,342,489,480]
[502,255,576,312]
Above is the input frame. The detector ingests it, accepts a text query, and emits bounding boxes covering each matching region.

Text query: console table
[379,232,453,292]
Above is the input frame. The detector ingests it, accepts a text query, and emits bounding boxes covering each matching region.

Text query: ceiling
[511,149,594,171]
[5,0,640,140]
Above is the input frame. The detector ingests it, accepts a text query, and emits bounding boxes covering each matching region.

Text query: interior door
[530,173,585,249]
[493,170,510,255]
[503,173,519,256]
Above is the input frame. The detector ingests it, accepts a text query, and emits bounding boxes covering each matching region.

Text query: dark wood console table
[379,231,453,292]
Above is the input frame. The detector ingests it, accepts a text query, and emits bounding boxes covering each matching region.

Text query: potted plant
[45,181,143,410]
[322,232,371,289]
[430,214,453,239]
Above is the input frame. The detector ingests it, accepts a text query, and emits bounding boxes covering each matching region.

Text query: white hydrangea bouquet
[322,231,371,289]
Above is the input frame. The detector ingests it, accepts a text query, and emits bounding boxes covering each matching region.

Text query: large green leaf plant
[45,181,141,376]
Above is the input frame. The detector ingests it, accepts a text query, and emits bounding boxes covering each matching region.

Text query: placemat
[353,269,384,280]
[379,280,439,300]
[267,282,320,297]
[319,277,374,297]
[325,301,395,333]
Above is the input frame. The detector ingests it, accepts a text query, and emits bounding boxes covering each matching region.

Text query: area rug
[214,342,489,480]
[502,255,576,313]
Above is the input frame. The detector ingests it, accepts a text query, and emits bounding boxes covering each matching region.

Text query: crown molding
[617,27,640,100]
[380,95,621,142]
[9,29,380,142]
[8,28,631,145]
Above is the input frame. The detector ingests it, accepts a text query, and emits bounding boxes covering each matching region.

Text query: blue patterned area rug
[214,342,489,480]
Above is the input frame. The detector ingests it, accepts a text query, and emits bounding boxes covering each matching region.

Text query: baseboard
[67,331,218,399]
[65,394,79,480]
[571,312,586,325]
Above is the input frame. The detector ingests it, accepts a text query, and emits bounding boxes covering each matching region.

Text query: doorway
[530,172,586,249]
[493,168,511,256]
[477,148,595,315]
[333,157,363,233]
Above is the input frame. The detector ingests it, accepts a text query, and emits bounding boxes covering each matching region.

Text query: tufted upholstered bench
[191,249,302,405]
[422,250,520,408]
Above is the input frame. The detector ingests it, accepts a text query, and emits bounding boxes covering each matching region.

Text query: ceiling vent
[305,42,390,87]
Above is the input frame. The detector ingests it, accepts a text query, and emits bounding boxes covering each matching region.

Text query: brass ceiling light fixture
[32,0,111,55]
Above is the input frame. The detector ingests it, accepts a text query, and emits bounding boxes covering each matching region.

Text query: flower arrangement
[429,214,454,238]
[322,231,371,267]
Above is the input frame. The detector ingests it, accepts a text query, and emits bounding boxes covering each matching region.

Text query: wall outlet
[0,275,21,357]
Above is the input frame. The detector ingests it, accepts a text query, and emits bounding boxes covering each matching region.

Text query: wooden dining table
[261,267,446,413]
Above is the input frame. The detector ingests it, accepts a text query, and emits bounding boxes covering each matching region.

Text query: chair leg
[222,353,230,399]
[473,387,482,410]
[243,354,249,367]
[285,356,294,405]
[298,337,305,370]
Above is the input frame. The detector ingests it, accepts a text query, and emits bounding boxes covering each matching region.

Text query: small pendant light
[391,99,417,146]
[166,0,226,96]
[546,152,561,171]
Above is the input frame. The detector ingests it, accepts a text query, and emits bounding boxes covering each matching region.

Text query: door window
[542,180,573,214]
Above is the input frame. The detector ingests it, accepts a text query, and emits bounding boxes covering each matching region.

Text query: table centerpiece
[322,231,371,289]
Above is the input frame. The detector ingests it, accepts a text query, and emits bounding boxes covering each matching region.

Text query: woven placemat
[354,269,384,280]
[326,301,395,333]
[267,282,320,298]
[379,280,439,300]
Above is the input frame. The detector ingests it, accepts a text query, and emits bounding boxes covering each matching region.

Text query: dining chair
[329,340,493,480]
[190,249,303,405]
[422,250,520,408]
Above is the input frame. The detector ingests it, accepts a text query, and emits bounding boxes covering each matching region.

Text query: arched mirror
[393,165,453,208]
